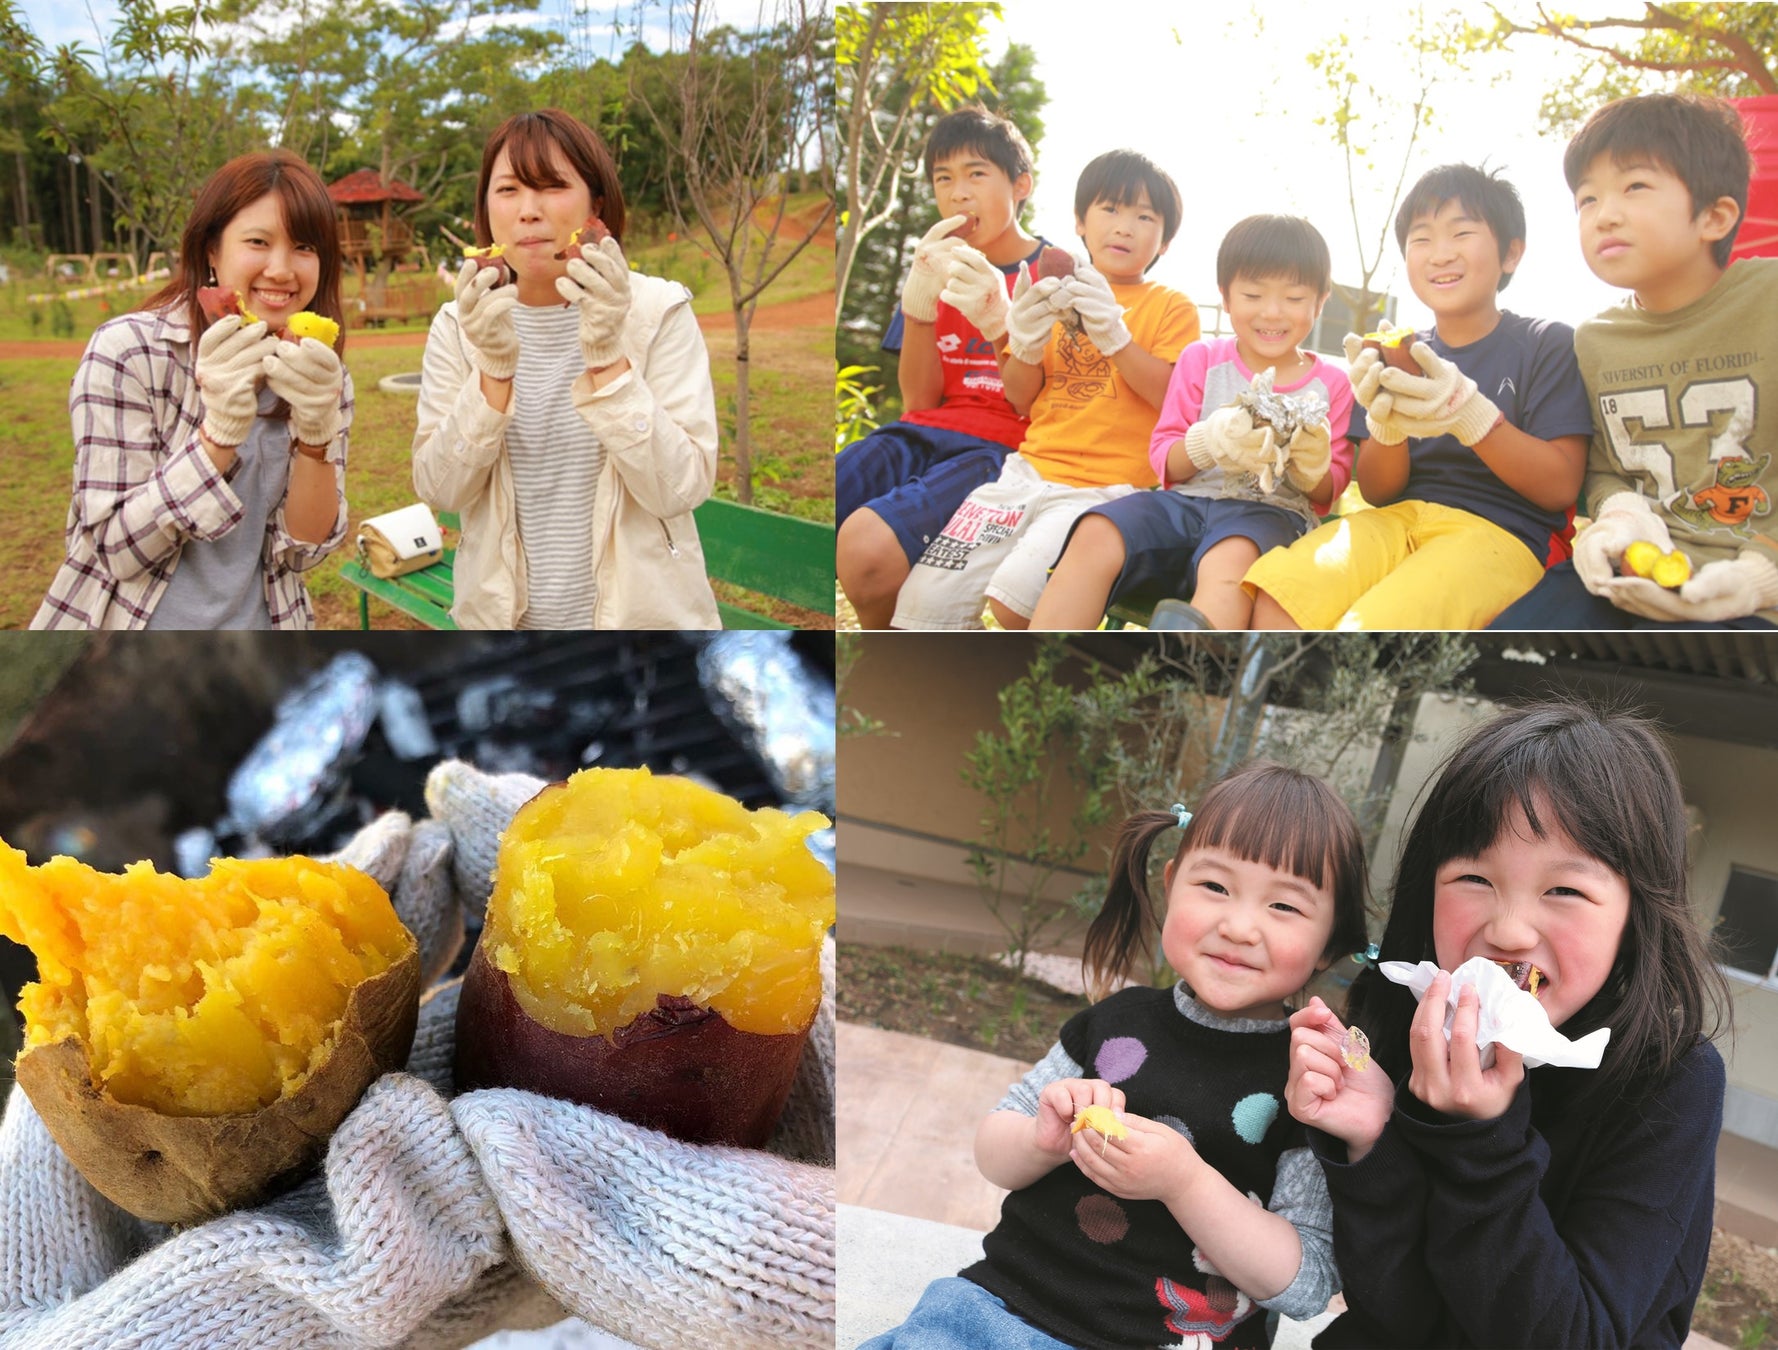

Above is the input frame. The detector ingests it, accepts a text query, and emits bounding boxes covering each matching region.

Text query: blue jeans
[1490,561,1778,630]
[857,1277,1075,1349]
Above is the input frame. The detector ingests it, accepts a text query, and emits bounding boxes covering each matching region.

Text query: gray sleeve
[994,1041,1086,1116]
[1256,1145,1339,1320]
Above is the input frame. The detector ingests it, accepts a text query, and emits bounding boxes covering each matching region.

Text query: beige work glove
[557,234,633,371]
[1377,342,1501,446]
[1184,404,1278,477]
[1004,263,1072,365]
[263,336,345,449]
[1061,262,1131,357]
[899,214,970,324]
[940,245,1011,343]
[1600,552,1778,623]
[196,313,278,448]
[453,259,521,381]
[1285,417,1334,494]
[1571,491,1675,595]
[1341,334,1408,446]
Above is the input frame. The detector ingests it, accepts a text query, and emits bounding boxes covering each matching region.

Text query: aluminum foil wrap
[225,651,379,844]
[696,634,835,812]
[1234,367,1330,492]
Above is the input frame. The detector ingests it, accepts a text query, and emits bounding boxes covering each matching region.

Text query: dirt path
[0,292,835,361]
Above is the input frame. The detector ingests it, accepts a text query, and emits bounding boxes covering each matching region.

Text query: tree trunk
[67,158,80,256]
[1361,686,1423,858]
[1208,635,1281,781]
[89,163,102,253]
[731,305,753,505]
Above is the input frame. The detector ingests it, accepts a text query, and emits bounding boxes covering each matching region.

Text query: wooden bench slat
[349,501,833,629]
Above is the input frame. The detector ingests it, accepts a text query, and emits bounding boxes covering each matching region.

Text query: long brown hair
[1344,700,1733,1110]
[474,109,628,247]
[1081,761,1372,1002]
[143,150,346,354]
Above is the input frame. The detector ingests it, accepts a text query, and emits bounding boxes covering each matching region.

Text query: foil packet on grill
[697,634,835,812]
[225,651,380,845]
[1234,367,1329,493]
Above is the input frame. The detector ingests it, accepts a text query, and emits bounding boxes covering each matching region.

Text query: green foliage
[836,633,891,738]
[961,637,1113,975]
[1470,4,1778,135]
[836,2,1004,303]
[835,362,883,450]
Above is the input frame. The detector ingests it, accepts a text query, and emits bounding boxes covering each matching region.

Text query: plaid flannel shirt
[31,306,352,629]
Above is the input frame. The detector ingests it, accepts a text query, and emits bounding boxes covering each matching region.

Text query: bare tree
[632,0,834,505]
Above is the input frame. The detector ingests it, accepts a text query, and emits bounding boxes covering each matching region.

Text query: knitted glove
[940,245,1010,343]
[1,784,837,1349]
[1184,404,1278,477]
[196,313,278,448]
[899,215,970,324]
[1599,552,1778,623]
[557,234,633,371]
[1340,334,1406,445]
[454,259,521,381]
[263,336,345,449]
[1285,417,1334,494]
[1377,343,1501,446]
[1061,262,1131,357]
[1004,263,1071,365]
[1571,491,1675,595]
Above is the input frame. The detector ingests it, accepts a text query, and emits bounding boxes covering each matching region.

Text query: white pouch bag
[357,502,445,579]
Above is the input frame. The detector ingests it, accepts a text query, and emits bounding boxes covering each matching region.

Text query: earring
[205,266,216,287]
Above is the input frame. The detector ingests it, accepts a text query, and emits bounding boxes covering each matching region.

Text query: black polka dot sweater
[962,984,1313,1349]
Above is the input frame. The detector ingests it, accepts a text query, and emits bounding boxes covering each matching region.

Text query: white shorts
[891,454,1134,629]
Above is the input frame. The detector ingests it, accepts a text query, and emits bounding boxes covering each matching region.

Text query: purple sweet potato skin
[452,941,809,1148]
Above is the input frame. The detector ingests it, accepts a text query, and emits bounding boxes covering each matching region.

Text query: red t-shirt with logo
[883,242,1042,449]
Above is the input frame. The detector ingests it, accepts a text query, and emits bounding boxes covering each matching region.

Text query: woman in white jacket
[413,108,721,629]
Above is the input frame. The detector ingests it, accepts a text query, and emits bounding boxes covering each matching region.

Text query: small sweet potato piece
[1036,247,1076,281]
[462,244,511,287]
[553,214,611,259]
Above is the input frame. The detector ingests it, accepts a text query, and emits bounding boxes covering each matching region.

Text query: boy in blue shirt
[837,107,1050,629]
[1245,164,1594,630]
[1493,92,1778,630]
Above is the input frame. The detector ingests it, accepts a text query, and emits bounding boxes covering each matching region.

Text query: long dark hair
[143,150,346,352]
[1081,761,1371,1002]
[474,109,628,247]
[1346,700,1732,1109]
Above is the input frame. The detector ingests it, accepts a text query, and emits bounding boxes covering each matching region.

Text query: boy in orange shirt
[891,150,1201,630]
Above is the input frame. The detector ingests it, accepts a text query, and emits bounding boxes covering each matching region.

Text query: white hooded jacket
[412,271,721,629]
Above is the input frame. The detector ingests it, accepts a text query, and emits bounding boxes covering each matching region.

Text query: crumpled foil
[696,634,835,812]
[225,651,380,844]
[1235,367,1330,492]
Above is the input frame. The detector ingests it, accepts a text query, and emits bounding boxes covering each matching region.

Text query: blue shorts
[837,423,1013,567]
[857,1277,1074,1350]
[1067,492,1309,610]
[1490,561,1778,631]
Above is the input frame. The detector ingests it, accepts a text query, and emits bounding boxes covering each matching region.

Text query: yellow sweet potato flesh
[487,767,834,1039]
[0,842,410,1117]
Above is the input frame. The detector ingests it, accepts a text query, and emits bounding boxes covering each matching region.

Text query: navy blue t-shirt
[1400,310,1595,561]
[880,237,1050,353]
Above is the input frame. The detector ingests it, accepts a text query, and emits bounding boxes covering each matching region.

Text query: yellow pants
[1243,499,1547,630]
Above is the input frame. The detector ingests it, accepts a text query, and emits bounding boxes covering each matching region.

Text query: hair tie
[1353,942,1380,968]
[1170,803,1191,829]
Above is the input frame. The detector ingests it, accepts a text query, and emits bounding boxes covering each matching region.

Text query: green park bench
[340,498,836,630]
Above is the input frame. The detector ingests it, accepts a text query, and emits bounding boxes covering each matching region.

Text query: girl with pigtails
[862,760,1372,1350]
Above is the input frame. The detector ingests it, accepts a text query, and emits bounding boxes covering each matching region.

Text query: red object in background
[1731,96,1778,262]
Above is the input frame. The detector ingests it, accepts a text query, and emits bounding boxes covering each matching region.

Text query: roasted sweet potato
[0,846,419,1223]
[553,214,611,259]
[452,767,834,1147]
